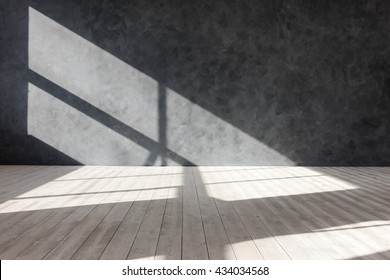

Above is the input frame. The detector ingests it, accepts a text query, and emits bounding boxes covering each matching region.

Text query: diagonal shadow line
[312,223,390,233]
[203,174,327,186]
[53,172,184,181]
[28,69,195,166]
[12,185,176,200]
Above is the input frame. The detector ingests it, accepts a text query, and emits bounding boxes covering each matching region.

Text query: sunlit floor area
[0,166,390,260]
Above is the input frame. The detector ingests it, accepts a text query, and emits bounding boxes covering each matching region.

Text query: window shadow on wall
[2,0,390,166]
[24,0,390,166]
[26,5,293,166]
[28,70,193,166]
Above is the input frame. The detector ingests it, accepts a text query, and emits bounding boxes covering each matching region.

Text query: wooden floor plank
[225,169,290,260]
[0,168,100,259]
[99,167,162,259]
[0,167,96,231]
[16,167,139,259]
[71,168,145,259]
[305,168,390,259]
[181,167,209,260]
[41,168,133,259]
[0,206,76,259]
[155,167,184,260]
[192,167,235,260]
[285,167,390,259]
[0,166,390,260]
[207,169,263,260]
[126,167,171,260]
[0,166,79,205]
[253,168,346,259]
[235,170,319,260]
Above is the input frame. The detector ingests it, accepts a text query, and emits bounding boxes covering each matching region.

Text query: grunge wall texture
[1,0,390,165]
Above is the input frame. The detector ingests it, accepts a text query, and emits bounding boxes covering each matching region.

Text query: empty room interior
[1,0,390,260]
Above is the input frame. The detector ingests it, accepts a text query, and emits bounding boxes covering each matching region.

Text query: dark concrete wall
[1,0,390,165]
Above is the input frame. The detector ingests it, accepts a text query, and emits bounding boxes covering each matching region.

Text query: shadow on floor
[0,166,389,260]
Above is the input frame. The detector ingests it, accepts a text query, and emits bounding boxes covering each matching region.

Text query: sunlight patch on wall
[27,83,149,165]
[28,7,294,165]
[28,7,159,142]
[166,89,294,165]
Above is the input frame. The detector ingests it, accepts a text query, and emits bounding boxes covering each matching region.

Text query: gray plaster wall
[1,0,390,165]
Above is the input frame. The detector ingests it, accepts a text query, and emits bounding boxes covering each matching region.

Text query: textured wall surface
[1,0,390,165]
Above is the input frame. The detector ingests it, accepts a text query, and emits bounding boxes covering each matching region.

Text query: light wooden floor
[0,166,390,260]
